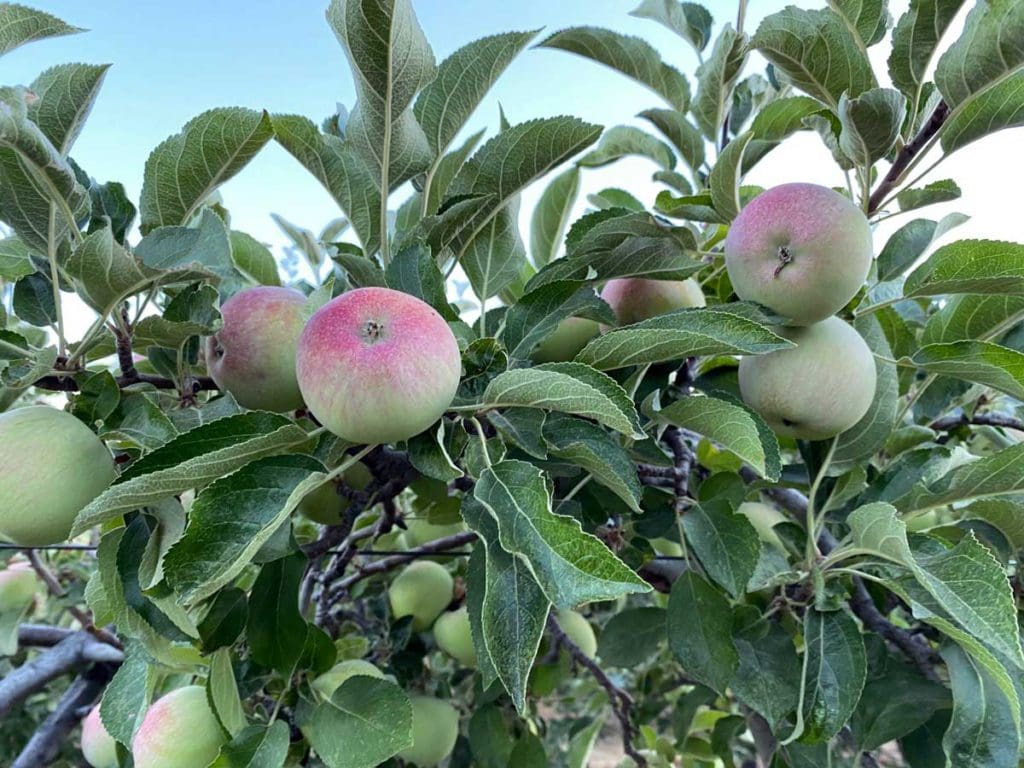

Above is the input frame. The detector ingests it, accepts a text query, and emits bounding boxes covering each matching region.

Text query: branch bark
[31,372,217,393]
[867,101,950,214]
[930,412,1024,433]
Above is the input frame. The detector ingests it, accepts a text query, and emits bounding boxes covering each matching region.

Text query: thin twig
[930,412,1024,433]
[548,615,646,767]
[867,102,950,214]
[329,531,479,595]
[31,372,218,393]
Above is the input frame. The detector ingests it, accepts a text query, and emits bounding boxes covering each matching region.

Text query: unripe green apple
[132,685,227,768]
[312,659,384,700]
[398,696,459,767]
[736,501,787,551]
[403,518,467,547]
[650,537,683,557]
[434,606,476,667]
[601,277,705,326]
[296,287,461,444]
[387,560,454,630]
[738,316,876,440]
[557,609,597,659]
[0,561,36,613]
[296,461,373,524]
[724,183,872,325]
[205,286,307,412]
[81,704,118,768]
[0,407,116,546]
[531,317,600,363]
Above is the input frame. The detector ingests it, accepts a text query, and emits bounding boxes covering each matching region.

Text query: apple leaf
[210,721,290,768]
[0,3,82,57]
[27,62,110,155]
[629,0,713,55]
[682,501,761,598]
[666,571,738,694]
[904,240,1024,297]
[638,108,705,175]
[908,341,1024,401]
[502,280,612,363]
[577,125,675,170]
[530,167,581,267]
[799,609,867,743]
[692,25,747,141]
[207,648,246,737]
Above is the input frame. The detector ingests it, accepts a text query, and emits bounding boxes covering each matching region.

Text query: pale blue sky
[3,1,1019,329]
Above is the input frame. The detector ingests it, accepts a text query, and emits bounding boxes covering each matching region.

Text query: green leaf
[73,412,310,535]
[306,677,412,768]
[461,498,550,712]
[139,108,273,234]
[27,63,110,155]
[909,341,1024,401]
[799,609,867,743]
[897,179,962,212]
[326,0,435,190]
[101,393,180,451]
[208,648,246,736]
[692,26,748,141]
[650,395,774,479]
[487,408,548,460]
[828,0,891,46]
[529,167,580,267]
[837,87,907,166]
[465,545,500,688]
[750,95,823,140]
[667,572,738,694]
[905,240,1024,297]
[135,209,234,277]
[834,314,898,464]
[752,6,876,109]
[629,0,713,54]
[935,0,1024,110]
[597,606,666,667]
[385,242,455,319]
[0,3,82,57]
[197,587,248,653]
[99,641,153,747]
[888,0,966,115]
[165,455,325,606]
[577,125,675,170]
[876,213,969,282]
[851,658,950,751]
[12,272,55,327]
[708,131,753,221]
[473,460,650,609]
[407,422,464,482]
[940,71,1024,153]
[414,30,536,158]
[271,114,381,255]
[942,643,1021,768]
[542,413,643,511]
[482,362,643,439]
[229,231,280,286]
[502,280,612,362]
[0,235,33,279]
[538,27,691,111]
[638,108,705,175]
[901,442,1024,513]
[683,501,761,598]
[575,307,792,371]
[133,283,222,350]
[460,204,527,301]
[654,190,726,223]
[961,498,1024,551]
[210,722,290,768]
[731,618,801,731]
[246,551,308,675]
[847,501,913,564]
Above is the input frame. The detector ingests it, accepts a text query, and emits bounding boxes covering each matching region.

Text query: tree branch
[17,624,74,647]
[867,101,950,214]
[930,412,1024,433]
[548,614,646,767]
[31,372,218,393]
[0,631,123,718]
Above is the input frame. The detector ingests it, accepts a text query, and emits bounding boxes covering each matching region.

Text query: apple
[204,286,307,412]
[132,685,227,768]
[312,659,384,700]
[403,518,467,548]
[296,287,461,444]
[0,407,116,546]
[387,560,454,630]
[738,316,876,440]
[724,183,872,325]
[736,501,787,551]
[296,461,374,524]
[0,560,35,613]
[81,704,118,768]
[398,696,459,767]
[556,609,597,659]
[650,537,683,558]
[601,277,705,326]
[531,317,600,363]
[434,606,476,667]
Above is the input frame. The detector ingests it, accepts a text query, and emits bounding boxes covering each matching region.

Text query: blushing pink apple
[81,704,118,768]
[600,277,705,327]
[132,685,226,768]
[296,287,461,444]
[724,183,873,325]
[205,286,307,412]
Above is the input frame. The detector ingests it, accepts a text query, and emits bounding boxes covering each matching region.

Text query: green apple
[0,561,36,613]
[132,685,227,768]
[601,277,705,326]
[387,561,454,630]
[81,704,118,768]
[403,518,467,547]
[434,606,476,667]
[398,696,459,766]
[311,659,384,700]
[297,461,374,524]
[736,501,787,551]
[531,317,600,363]
[557,609,597,659]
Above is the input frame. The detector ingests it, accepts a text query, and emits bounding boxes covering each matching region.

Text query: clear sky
[3,0,1020,332]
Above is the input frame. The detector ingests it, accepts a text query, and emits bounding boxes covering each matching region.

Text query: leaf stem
[805,436,839,564]
[46,205,66,356]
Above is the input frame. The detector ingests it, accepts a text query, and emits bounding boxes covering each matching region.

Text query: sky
[2,0,1020,335]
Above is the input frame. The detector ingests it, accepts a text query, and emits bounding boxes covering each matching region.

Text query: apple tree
[2,0,1024,766]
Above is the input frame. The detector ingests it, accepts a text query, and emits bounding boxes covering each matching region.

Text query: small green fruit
[403,518,467,547]
[557,609,597,659]
[531,317,600,363]
[312,659,384,700]
[388,561,454,630]
[650,537,683,558]
[601,277,706,326]
[434,606,476,667]
[736,502,787,551]
[0,561,36,613]
[297,462,374,524]
[81,704,118,768]
[132,685,227,768]
[398,696,459,767]
[738,316,876,440]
